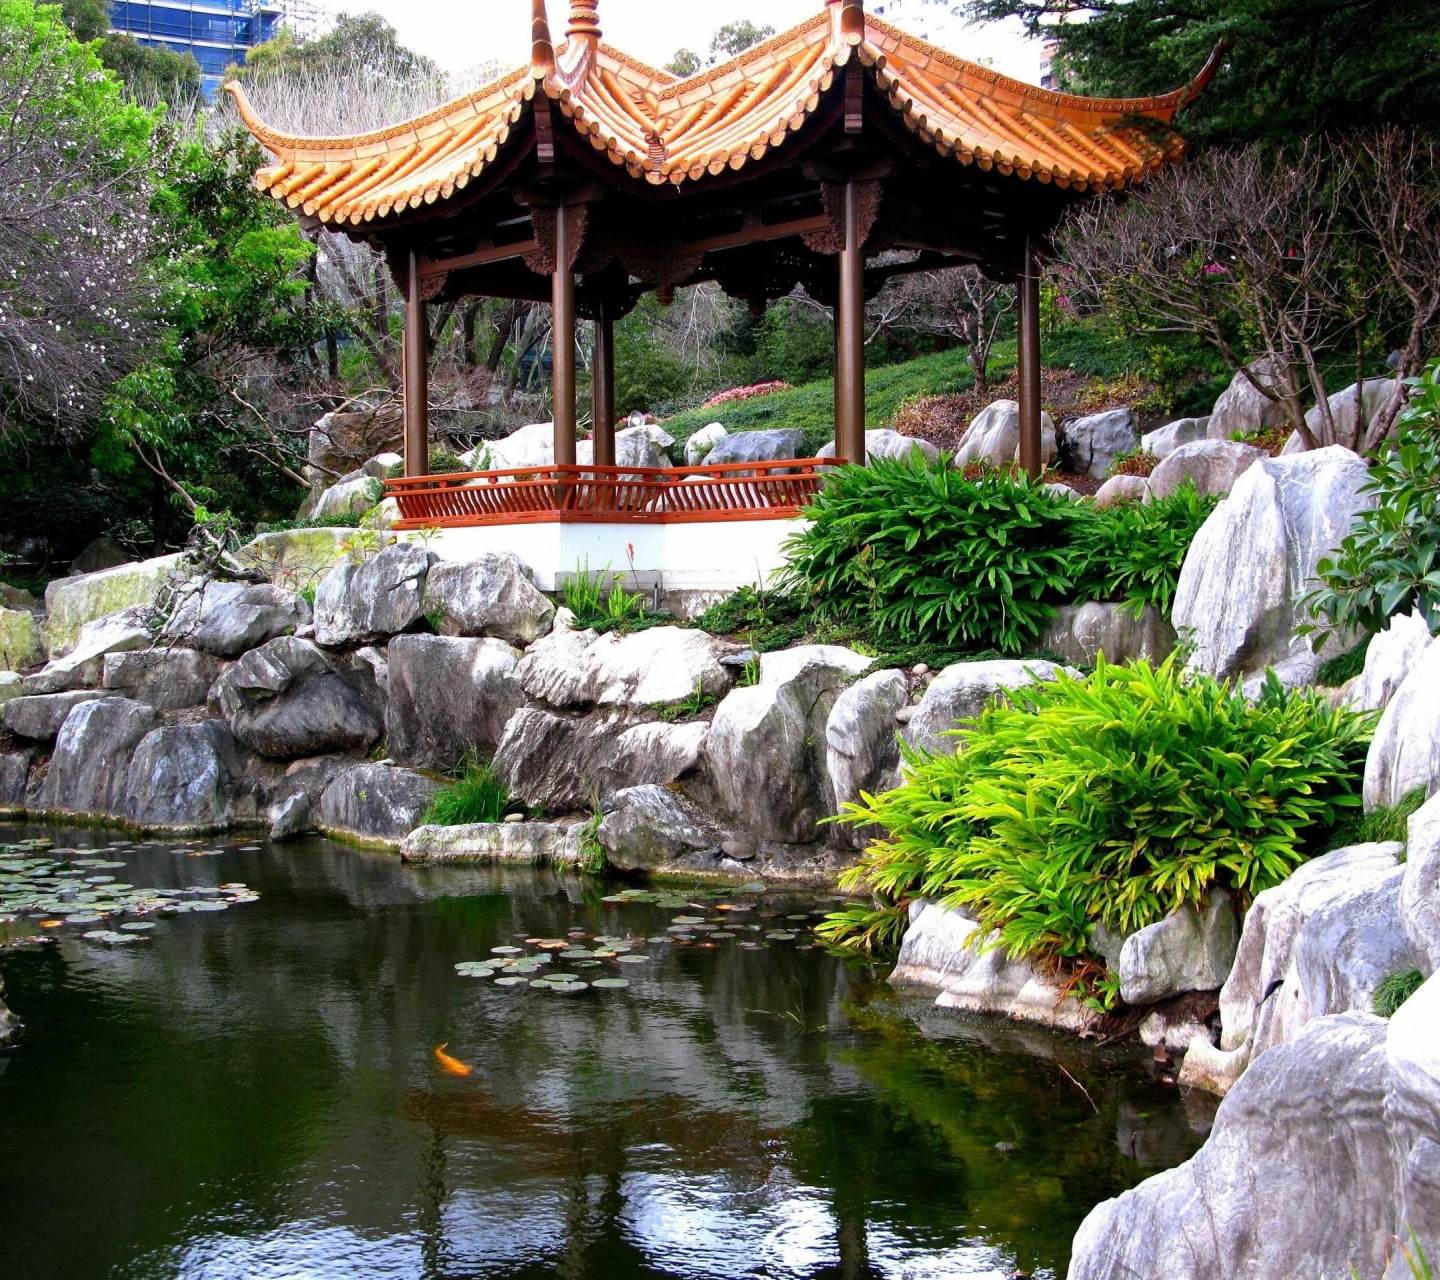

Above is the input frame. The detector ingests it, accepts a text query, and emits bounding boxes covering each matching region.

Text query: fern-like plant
[424,753,513,826]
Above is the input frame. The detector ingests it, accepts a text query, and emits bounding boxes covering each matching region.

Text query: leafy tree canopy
[963,0,1440,143]
[709,20,776,60]
[238,10,438,81]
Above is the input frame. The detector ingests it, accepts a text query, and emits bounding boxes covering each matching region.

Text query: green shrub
[424,754,513,826]
[1327,786,1428,851]
[559,559,659,635]
[1317,636,1373,688]
[1304,361,1440,646]
[820,656,1374,1004]
[429,447,467,475]
[694,584,810,651]
[1374,967,1425,1018]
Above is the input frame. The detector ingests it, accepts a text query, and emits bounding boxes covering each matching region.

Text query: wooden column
[403,249,429,478]
[835,179,867,466]
[592,299,616,467]
[1017,238,1043,481]
[551,203,577,467]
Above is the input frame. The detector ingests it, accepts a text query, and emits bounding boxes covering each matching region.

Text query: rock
[824,669,909,848]
[1280,429,1309,455]
[1118,888,1241,1005]
[1062,409,1140,478]
[1206,359,1291,440]
[1070,1013,1395,1280]
[1142,416,1210,458]
[318,763,439,844]
[1091,474,1151,507]
[1138,997,1219,1055]
[594,721,709,798]
[25,610,153,693]
[464,421,558,471]
[164,580,311,657]
[125,721,245,831]
[953,399,1057,469]
[0,608,43,672]
[384,635,523,770]
[38,698,158,816]
[1177,1036,1250,1095]
[1351,611,1435,713]
[684,422,728,466]
[578,423,675,469]
[517,623,734,709]
[3,689,114,742]
[362,452,403,480]
[903,659,1064,756]
[1303,377,1397,451]
[43,554,181,658]
[891,900,1102,1032]
[704,427,809,470]
[69,536,132,575]
[1385,973,1440,1276]
[1173,447,1375,682]
[1038,603,1176,668]
[269,792,313,841]
[314,543,435,647]
[704,645,873,844]
[0,672,20,707]
[1401,792,1440,976]
[1364,639,1440,811]
[597,784,724,872]
[212,636,382,760]
[1148,438,1267,500]
[0,750,33,810]
[237,528,358,591]
[817,429,941,464]
[422,553,554,645]
[310,407,401,481]
[1217,842,1408,1063]
[102,649,223,710]
[1044,482,1079,500]
[402,821,583,866]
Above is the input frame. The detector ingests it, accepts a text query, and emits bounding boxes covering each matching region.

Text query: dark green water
[0,824,1214,1280]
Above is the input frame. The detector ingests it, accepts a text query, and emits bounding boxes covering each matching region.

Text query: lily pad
[119,922,156,933]
[548,981,589,994]
[494,976,528,987]
[490,945,523,955]
[591,978,630,990]
[616,954,649,965]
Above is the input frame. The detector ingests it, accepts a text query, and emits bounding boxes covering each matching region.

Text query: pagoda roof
[227,0,1220,230]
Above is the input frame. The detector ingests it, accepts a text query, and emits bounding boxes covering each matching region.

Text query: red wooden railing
[383,458,838,529]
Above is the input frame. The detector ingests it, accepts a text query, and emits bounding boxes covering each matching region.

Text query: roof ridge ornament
[566,0,601,42]
[531,0,556,78]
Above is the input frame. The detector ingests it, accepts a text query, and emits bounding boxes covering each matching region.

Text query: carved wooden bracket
[802,179,882,255]
[418,271,450,302]
[622,251,704,305]
[524,202,590,274]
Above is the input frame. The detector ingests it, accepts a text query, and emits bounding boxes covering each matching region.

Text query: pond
[0,825,1214,1280]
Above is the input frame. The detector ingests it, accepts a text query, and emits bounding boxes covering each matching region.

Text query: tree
[963,0,1440,144]
[238,11,439,83]
[98,35,202,105]
[60,0,105,41]
[710,21,775,61]
[882,268,1015,395]
[665,47,701,77]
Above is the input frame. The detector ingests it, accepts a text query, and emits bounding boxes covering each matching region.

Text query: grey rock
[423,553,554,645]
[1118,888,1241,1005]
[42,554,180,657]
[1039,603,1176,668]
[817,429,941,464]
[102,648,223,710]
[125,721,245,831]
[402,821,582,866]
[1142,416,1210,458]
[318,763,439,844]
[1091,473,1151,508]
[69,536,132,575]
[1401,791,1440,976]
[312,476,380,521]
[385,634,523,770]
[825,669,909,849]
[598,784,724,872]
[0,750,32,810]
[1149,438,1267,500]
[39,698,158,816]
[1177,1037,1251,1096]
[1364,639,1440,811]
[314,543,435,647]
[1350,610,1435,714]
[3,689,114,742]
[1206,360,1291,440]
[684,423,728,466]
[26,610,152,693]
[517,622,734,709]
[0,606,43,672]
[594,720,709,798]
[953,399,1057,469]
[237,528,357,591]
[269,792,313,841]
[362,452,403,480]
[1385,974,1440,1276]
[704,427,809,470]
[309,407,401,481]
[1139,1003,1218,1055]
[165,579,311,657]
[1173,447,1374,682]
[577,423,675,470]
[703,645,873,844]
[1304,377,1397,451]
[1062,408,1140,479]
[462,421,557,470]
[0,672,24,707]
[903,659,1064,756]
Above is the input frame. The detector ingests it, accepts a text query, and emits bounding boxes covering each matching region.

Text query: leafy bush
[820,657,1374,1004]
[1317,636,1373,687]
[1106,447,1160,478]
[1374,967,1425,1018]
[424,753,513,826]
[1327,786,1428,851]
[1304,361,1440,646]
[559,559,658,634]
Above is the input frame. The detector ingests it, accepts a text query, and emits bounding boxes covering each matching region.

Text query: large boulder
[164,580,311,657]
[465,421,557,471]
[1401,792,1440,976]
[704,427,809,470]
[1172,447,1374,683]
[237,528,358,590]
[1061,409,1140,479]
[25,610,152,693]
[314,543,435,647]
[1148,439,1267,500]
[401,821,582,866]
[212,636,382,760]
[1038,603,1175,668]
[891,900,1101,1032]
[0,671,20,707]
[1364,639,1440,811]
[1385,974,1440,1276]
[0,607,42,672]
[38,698,158,817]
[1206,360,1291,440]
[1090,474,1151,508]
[825,669,909,849]
[1071,1013,1396,1280]
[318,763,438,844]
[953,400,1056,469]
[1142,416,1210,458]
[102,648,223,710]
[422,553,554,645]
[577,423,675,469]
[309,407,401,481]
[902,659,1064,757]
[125,721,245,831]
[517,621,734,709]
[1117,888,1241,1006]
[3,689,113,742]
[818,430,941,465]
[385,635,523,770]
[42,555,180,657]
[704,645,873,844]
[1304,377,1397,451]
[0,750,31,810]
[684,422,728,466]
[311,475,380,521]
[69,537,131,576]
[1350,610,1435,713]
[597,784,724,872]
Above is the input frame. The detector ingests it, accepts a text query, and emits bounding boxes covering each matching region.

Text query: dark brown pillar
[403,249,429,478]
[592,300,616,468]
[835,180,866,466]
[1017,238,1043,481]
[551,204,577,467]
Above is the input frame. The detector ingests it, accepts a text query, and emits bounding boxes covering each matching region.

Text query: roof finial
[531,0,556,77]
[566,0,601,43]
[839,0,864,43]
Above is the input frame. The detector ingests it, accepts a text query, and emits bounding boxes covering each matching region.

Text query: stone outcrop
[1148,439,1266,500]
[164,580,310,657]
[1206,360,1290,440]
[422,553,554,645]
[102,648,222,710]
[125,721,245,830]
[1061,409,1139,479]
[1038,603,1175,668]
[704,427,808,469]
[0,750,31,810]
[953,399,1057,469]
[464,421,557,470]
[577,423,675,469]
[1173,447,1374,683]
[1401,792,1440,976]
[817,429,941,464]
[238,528,357,589]
[309,407,401,481]
[1351,611,1435,713]
[903,659,1064,756]
[38,698,158,816]
[598,784,724,872]
[318,763,438,843]
[0,607,42,672]
[402,821,583,866]
[42,555,180,657]
[1117,889,1240,1006]
[385,634,523,770]
[24,610,152,693]
[314,543,434,647]
[1364,638,1440,811]
[1142,416,1210,458]
[4,689,113,742]
[824,669,909,848]
[684,422,728,466]
[1304,377,1397,451]
[1385,975,1440,1275]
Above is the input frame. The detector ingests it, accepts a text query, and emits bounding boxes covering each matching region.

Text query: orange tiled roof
[226,0,1219,229]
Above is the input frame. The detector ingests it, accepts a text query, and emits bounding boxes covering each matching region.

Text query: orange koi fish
[433,1043,472,1077]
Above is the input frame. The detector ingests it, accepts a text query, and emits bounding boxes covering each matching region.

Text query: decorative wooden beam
[592,298,616,466]
[418,239,539,279]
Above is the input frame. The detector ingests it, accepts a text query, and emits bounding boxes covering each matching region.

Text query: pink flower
[1202,263,1229,276]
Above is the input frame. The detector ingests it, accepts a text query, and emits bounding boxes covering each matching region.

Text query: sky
[350,0,1044,84]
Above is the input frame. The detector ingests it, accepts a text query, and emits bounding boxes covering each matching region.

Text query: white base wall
[428,519,808,593]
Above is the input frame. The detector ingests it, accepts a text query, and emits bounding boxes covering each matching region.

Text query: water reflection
[0,825,1213,1280]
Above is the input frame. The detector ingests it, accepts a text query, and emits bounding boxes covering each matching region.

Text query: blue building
[108,1,286,97]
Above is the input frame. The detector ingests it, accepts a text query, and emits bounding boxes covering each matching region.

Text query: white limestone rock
[0,607,42,672]
[385,634,523,770]
[42,554,181,657]
[1384,973,1440,1276]
[423,552,554,645]
[1364,639,1440,811]
[684,422,728,466]
[516,623,734,709]
[1206,360,1291,440]
[1350,610,1435,713]
[1091,473,1151,507]
[314,543,435,647]
[705,427,809,469]
[464,421,558,471]
[163,579,311,657]
[825,669,909,849]
[25,609,152,693]
[3,689,115,742]
[402,821,583,866]
[237,528,357,590]
[817,429,941,464]
[312,475,380,521]
[318,763,439,844]
[1142,416,1210,458]
[1401,791,1440,976]
[597,784,725,872]
[38,698,158,817]
[1304,377,1397,451]
[125,721,246,832]
[953,399,1057,469]
[1148,438,1267,500]
[902,659,1065,756]
[1118,888,1241,1006]
[1038,603,1175,668]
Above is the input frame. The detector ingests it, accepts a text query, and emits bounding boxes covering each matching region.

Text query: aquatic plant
[423,754,512,827]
